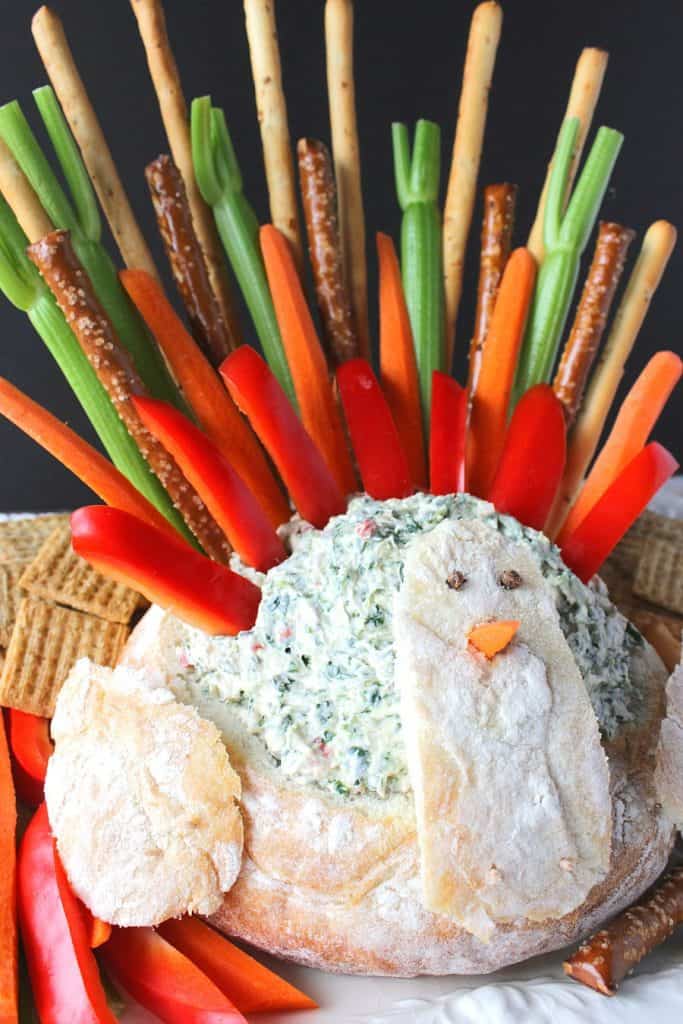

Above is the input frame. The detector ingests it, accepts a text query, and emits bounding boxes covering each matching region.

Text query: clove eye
[498,569,522,590]
[446,571,467,591]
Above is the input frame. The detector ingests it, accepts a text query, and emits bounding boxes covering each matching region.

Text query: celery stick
[191,96,296,404]
[392,120,444,426]
[514,120,623,401]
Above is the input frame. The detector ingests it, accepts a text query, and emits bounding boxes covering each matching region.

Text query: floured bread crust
[656,659,683,829]
[394,521,611,940]
[45,658,244,926]
[122,607,674,975]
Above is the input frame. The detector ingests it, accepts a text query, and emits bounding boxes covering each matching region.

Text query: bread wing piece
[394,518,611,942]
[656,660,683,830]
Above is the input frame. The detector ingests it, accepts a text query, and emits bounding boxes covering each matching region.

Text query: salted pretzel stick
[564,867,683,995]
[325,0,369,358]
[28,229,231,564]
[443,1,503,368]
[243,0,303,269]
[527,48,608,264]
[553,221,634,425]
[468,183,517,393]
[128,0,241,344]
[297,138,359,366]
[146,155,233,368]
[546,220,676,538]
[0,137,52,242]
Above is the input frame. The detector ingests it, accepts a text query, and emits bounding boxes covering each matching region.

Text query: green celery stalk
[392,120,444,427]
[0,192,191,541]
[0,92,185,411]
[191,96,295,404]
[513,118,624,402]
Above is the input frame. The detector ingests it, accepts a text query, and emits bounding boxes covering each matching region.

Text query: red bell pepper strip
[18,803,116,1024]
[70,507,261,636]
[336,358,413,500]
[488,384,566,531]
[221,346,345,528]
[133,396,286,573]
[429,371,467,495]
[0,711,18,1024]
[8,710,53,808]
[561,442,679,583]
[100,926,245,1024]
[158,917,317,1014]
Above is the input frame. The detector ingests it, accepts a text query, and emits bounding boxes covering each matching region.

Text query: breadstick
[547,220,676,538]
[297,138,358,366]
[31,6,157,278]
[468,183,517,393]
[243,0,303,268]
[28,229,231,565]
[0,137,52,242]
[128,0,242,345]
[146,155,234,367]
[527,48,608,264]
[553,221,634,425]
[443,1,503,368]
[564,867,683,994]
[324,0,369,358]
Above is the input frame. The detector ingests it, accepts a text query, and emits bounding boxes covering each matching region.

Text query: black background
[0,0,680,512]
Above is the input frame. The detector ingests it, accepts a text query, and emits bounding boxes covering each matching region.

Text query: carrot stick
[120,268,289,527]
[0,376,180,541]
[467,247,536,497]
[0,712,18,1024]
[556,351,682,542]
[377,232,427,489]
[260,225,357,495]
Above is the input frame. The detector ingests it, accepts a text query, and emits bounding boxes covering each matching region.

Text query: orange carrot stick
[120,269,289,527]
[0,376,179,540]
[260,224,357,495]
[467,248,536,497]
[556,350,682,542]
[377,232,428,489]
[0,713,18,1024]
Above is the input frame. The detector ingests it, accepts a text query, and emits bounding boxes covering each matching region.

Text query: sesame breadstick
[0,137,52,242]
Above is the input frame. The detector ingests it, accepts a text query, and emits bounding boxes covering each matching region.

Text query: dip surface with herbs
[174,493,643,800]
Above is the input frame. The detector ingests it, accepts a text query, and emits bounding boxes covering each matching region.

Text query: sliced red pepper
[336,358,413,500]
[488,384,566,531]
[133,396,286,573]
[158,916,317,1014]
[71,507,260,636]
[8,710,53,808]
[100,926,245,1024]
[561,442,679,582]
[221,346,345,528]
[17,803,115,1024]
[429,371,467,495]
[0,711,18,1024]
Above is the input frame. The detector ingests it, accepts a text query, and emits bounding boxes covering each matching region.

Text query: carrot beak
[468,620,520,659]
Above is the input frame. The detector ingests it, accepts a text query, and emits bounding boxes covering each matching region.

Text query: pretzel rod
[468,182,517,393]
[553,221,634,424]
[128,0,242,344]
[443,1,503,368]
[297,138,359,366]
[243,0,303,269]
[27,229,231,564]
[527,47,608,263]
[0,137,53,243]
[31,6,157,278]
[324,0,369,358]
[546,220,676,538]
[146,155,233,367]
[564,867,683,995]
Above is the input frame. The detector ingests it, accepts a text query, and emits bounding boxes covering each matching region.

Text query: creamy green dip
[176,493,642,800]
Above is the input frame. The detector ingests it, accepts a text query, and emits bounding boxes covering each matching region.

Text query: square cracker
[19,523,141,624]
[0,514,69,566]
[0,596,129,716]
[0,564,25,647]
[633,537,683,616]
